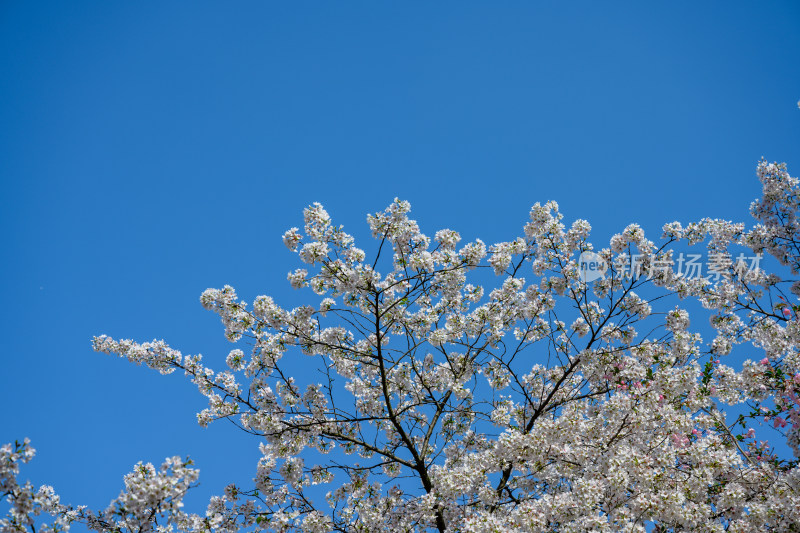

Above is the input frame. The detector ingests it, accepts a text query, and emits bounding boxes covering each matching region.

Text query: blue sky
[1,0,799,522]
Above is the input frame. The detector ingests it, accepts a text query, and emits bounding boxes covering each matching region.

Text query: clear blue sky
[1,0,799,522]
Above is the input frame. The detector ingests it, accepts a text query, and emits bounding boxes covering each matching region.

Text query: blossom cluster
[4,161,800,532]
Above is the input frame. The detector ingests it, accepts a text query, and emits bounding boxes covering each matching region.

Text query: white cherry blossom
[5,160,800,532]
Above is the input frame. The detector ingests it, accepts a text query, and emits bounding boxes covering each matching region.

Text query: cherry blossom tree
[4,159,800,532]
